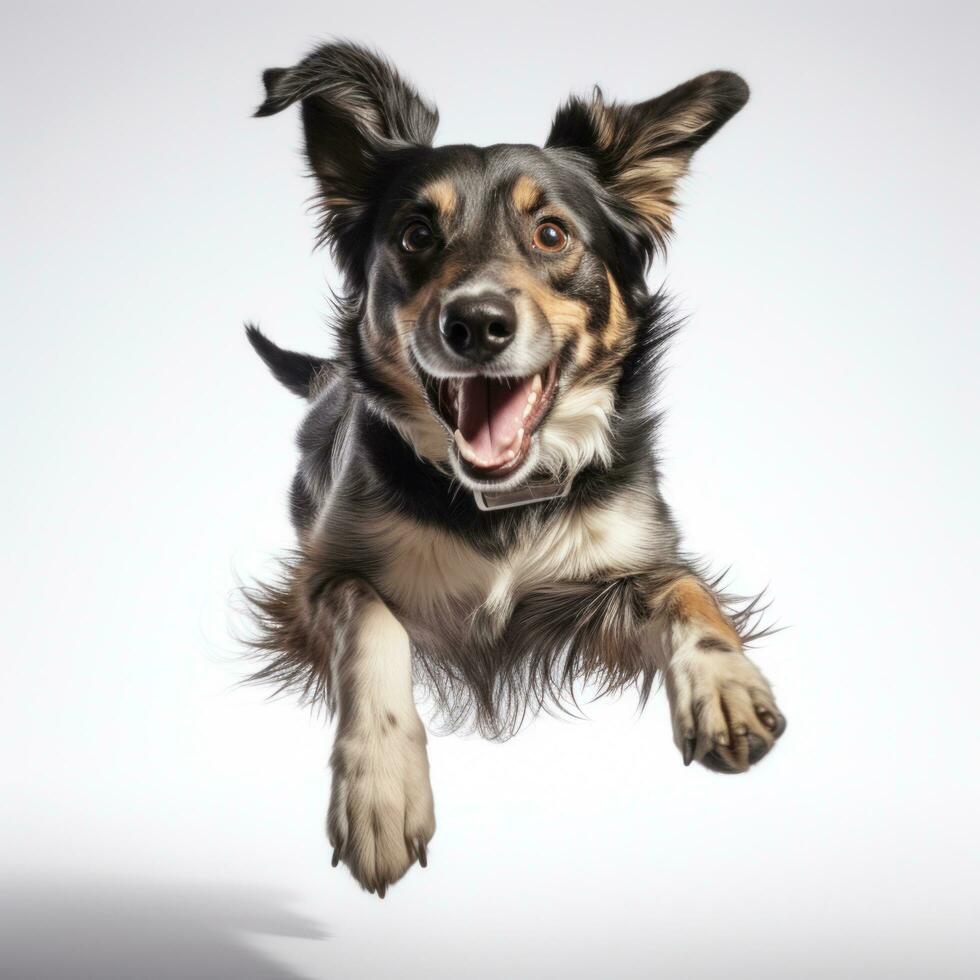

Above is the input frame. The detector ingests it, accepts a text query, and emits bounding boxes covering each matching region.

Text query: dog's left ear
[546,71,749,253]
[254,42,439,282]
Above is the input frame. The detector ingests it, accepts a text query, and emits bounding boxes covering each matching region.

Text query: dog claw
[746,732,770,765]
[331,845,341,868]
[682,737,695,766]
[376,882,387,899]
[755,705,787,738]
[417,840,428,868]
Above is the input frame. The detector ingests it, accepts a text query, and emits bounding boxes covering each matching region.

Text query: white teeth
[509,427,525,451]
[523,379,540,420]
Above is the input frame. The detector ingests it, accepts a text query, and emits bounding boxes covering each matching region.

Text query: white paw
[667,646,786,774]
[327,716,435,896]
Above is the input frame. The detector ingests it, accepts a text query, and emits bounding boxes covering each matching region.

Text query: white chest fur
[371,488,668,628]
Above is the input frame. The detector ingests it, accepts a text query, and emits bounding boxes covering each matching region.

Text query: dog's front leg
[650,575,787,773]
[323,580,434,896]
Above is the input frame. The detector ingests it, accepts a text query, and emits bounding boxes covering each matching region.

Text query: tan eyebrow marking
[420,178,458,219]
[511,174,545,213]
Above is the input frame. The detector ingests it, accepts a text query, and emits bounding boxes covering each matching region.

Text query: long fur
[241,42,777,742]
[242,294,770,739]
[241,42,787,895]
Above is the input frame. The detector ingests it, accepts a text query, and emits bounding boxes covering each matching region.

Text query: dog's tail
[245,323,333,399]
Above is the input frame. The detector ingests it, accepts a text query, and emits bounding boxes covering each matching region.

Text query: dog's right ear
[254,42,439,283]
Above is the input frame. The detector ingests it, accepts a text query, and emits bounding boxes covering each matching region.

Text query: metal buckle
[473,474,573,511]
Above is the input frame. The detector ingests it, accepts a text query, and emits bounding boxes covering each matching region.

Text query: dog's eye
[532,221,568,253]
[400,221,434,253]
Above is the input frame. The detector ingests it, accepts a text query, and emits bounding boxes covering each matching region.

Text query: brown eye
[532,221,568,253]
[400,220,434,253]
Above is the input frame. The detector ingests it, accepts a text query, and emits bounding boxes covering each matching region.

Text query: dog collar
[473,473,574,512]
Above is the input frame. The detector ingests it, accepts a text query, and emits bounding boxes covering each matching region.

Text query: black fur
[240,45,791,899]
[242,41,769,739]
[245,324,331,399]
[253,42,438,285]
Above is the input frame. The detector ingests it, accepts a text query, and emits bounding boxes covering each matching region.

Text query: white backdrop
[3,2,978,977]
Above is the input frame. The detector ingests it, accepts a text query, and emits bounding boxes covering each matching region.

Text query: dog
[243,41,785,897]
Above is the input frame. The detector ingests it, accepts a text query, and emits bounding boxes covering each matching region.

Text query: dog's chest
[372,490,662,638]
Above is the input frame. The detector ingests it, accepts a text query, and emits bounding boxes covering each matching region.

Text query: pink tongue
[458,375,534,461]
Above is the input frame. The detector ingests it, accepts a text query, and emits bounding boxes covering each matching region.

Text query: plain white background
[3,2,978,977]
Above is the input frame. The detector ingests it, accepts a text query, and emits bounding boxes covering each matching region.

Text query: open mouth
[437,362,559,479]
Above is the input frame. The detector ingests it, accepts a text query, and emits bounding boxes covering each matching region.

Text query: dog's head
[255,43,747,493]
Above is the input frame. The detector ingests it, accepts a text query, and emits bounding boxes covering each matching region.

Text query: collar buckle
[473,474,574,512]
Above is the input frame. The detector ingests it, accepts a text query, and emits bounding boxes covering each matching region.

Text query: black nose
[439,294,517,362]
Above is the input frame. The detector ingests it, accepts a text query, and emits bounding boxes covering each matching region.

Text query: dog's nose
[439,294,517,362]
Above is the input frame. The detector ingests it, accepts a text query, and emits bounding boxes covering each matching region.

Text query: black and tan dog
[244,41,785,897]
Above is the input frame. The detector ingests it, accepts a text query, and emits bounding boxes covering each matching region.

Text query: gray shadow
[0,875,328,979]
